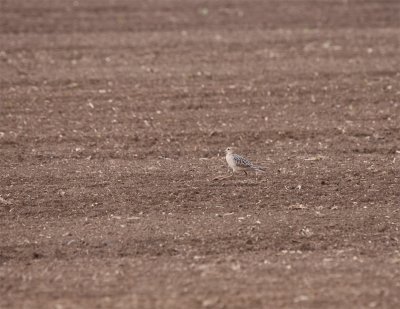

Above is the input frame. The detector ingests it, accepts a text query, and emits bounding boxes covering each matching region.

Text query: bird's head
[225,147,234,154]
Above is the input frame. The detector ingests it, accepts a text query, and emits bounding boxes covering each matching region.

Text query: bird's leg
[243,170,248,177]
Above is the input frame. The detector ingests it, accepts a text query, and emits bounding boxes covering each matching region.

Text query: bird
[222,147,265,178]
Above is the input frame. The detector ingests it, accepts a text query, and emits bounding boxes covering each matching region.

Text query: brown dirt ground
[1,0,400,308]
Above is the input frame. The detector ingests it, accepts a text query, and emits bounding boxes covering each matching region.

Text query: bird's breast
[226,154,236,169]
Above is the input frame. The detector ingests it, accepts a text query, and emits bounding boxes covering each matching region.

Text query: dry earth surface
[1,0,400,308]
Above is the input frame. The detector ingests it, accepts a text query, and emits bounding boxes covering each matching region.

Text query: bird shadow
[208,178,266,187]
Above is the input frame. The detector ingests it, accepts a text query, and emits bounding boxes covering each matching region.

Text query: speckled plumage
[225,147,265,174]
[232,154,254,169]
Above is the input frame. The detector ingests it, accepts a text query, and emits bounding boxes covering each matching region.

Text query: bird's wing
[233,154,253,168]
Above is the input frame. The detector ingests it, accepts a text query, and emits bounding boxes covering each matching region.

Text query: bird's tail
[252,165,266,172]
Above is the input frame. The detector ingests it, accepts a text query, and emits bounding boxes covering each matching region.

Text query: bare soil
[1,0,400,308]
